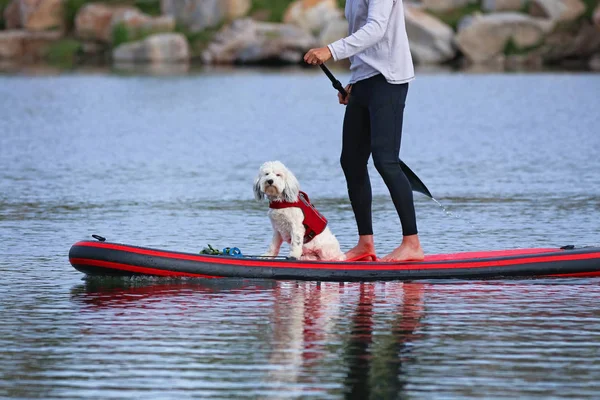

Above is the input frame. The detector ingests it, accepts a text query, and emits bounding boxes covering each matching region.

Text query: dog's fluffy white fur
[254,161,345,261]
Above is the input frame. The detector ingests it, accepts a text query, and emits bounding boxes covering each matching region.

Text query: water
[1,68,599,399]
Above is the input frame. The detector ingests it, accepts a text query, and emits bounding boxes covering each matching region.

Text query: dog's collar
[269,191,328,244]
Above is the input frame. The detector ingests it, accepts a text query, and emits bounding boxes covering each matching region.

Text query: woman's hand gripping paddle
[319,64,433,199]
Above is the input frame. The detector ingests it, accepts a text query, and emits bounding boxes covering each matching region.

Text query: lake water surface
[1,68,599,399]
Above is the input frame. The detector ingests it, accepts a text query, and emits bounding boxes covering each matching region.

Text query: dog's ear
[282,170,300,202]
[253,175,264,201]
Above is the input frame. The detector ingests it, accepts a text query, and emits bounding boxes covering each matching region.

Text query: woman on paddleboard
[303,0,424,262]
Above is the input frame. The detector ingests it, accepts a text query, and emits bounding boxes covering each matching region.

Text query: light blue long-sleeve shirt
[327,0,415,85]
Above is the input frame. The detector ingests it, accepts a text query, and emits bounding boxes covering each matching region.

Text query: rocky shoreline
[1,0,599,72]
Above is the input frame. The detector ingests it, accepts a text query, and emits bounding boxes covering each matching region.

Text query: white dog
[254,161,346,261]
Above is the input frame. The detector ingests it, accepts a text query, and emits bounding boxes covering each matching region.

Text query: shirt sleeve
[327,0,394,61]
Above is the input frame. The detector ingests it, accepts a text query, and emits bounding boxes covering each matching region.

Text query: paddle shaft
[318,63,432,198]
[320,64,348,98]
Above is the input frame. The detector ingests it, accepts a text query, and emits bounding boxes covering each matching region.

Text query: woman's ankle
[346,235,376,255]
[401,234,421,249]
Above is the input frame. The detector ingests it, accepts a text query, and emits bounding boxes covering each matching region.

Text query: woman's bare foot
[345,235,377,261]
[381,234,424,262]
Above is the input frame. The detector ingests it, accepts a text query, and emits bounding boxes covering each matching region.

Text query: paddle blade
[400,160,432,198]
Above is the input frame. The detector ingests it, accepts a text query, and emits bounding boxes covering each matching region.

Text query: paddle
[318,64,433,198]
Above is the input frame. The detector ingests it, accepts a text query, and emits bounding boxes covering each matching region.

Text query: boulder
[160,0,250,33]
[283,0,342,34]
[529,0,586,22]
[3,0,21,29]
[504,53,543,70]
[318,18,348,46]
[21,30,62,61]
[0,29,61,60]
[456,12,554,63]
[589,53,600,71]
[224,0,251,20]
[541,21,600,62]
[111,9,175,42]
[422,0,480,12]
[75,4,137,42]
[482,0,527,12]
[0,30,26,59]
[113,33,190,63]
[202,18,318,64]
[404,5,456,64]
[74,4,174,44]
[18,0,65,31]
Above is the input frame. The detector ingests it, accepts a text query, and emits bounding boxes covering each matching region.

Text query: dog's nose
[267,179,274,185]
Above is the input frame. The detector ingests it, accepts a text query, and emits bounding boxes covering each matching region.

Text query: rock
[542,21,600,62]
[111,9,175,43]
[421,0,473,12]
[75,4,173,44]
[18,0,65,31]
[589,53,600,71]
[404,5,456,64]
[81,41,105,55]
[318,18,348,46]
[113,33,190,63]
[224,0,251,20]
[0,30,26,59]
[505,52,543,70]
[202,18,318,64]
[0,29,61,61]
[21,30,62,61]
[529,0,586,22]
[482,0,526,12]
[283,0,342,34]
[75,4,137,42]
[3,0,21,29]
[160,0,250,33]
[456,12,554,63]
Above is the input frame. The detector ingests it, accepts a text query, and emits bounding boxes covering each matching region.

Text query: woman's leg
[368,80,424,261]
[340,89,377,259]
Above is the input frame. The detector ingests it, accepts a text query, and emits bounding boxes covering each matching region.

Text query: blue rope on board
[222,247,243,257]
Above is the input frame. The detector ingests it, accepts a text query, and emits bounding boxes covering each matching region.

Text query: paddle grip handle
[333,81,348,98]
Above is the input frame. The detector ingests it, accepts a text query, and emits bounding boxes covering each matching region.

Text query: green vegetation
[426,1,482,31]
[503,37,543,56]
[0,0,12,30]
[133,0,160,16]
[112,22,130,47]
[65,0,93,30]
[249,0,294,22]
[112,21,164,47]
[175,22,222,57]
[581,0,597,20]
[45,39,83,67]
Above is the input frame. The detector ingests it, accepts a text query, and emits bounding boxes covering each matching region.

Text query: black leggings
[340,74,418,237]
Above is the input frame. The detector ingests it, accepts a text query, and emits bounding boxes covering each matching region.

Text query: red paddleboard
[69,240,600,281]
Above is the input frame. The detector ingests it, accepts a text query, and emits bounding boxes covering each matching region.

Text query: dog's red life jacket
[269,191,328,244]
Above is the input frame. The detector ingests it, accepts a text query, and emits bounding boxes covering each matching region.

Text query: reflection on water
[10,278,582,399]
